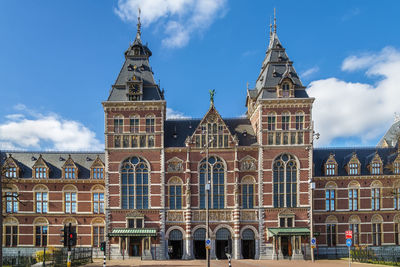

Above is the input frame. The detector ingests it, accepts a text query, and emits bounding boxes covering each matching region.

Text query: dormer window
[325,155,338,176]
[282,83,290,97]
[35,167,47,179]
[134,48,139,55]
[394,162,400,174]
[5,167,17,178]
[370,153,382,175]
[62,156,78,179]
[91,156,105,179]
[32,155,49,179]
[3,156,19,178]
[349,163,359,175]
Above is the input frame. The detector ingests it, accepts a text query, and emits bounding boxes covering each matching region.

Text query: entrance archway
[193,228,206,259]
[241,229,255,259]
[168,230,183,259]
[216,228,231,259]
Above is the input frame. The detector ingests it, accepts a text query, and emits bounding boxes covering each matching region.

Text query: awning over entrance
[109,228,157,237]
[267,227,310,237]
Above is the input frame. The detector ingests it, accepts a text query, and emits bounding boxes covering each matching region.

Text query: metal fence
[351,246,400,266]
[2,247,93,267]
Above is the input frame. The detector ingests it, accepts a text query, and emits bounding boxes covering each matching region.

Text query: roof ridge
[0,150,104,154]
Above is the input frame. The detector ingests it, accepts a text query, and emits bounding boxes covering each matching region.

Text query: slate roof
[164,118,258,147]
[377,120,400,147]
[107,29,163,102]
[251,31,308,100]
[0,151,105,179]
[313,147,399,177]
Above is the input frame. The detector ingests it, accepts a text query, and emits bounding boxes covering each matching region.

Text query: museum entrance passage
[193,228,206,259]
[281,236,292,258]
[129,237,142,257]
[216,228,232,260]
[168,230,183,259]
[241,229,255,259]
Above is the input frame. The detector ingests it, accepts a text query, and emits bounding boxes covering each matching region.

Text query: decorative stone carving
[193,210,232,222]
[167,157,184,173]
[240,210,257,221]
[167,211,184,222]
[240,156,257,171]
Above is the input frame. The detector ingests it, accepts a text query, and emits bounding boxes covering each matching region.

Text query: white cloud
[0,106,103,151]
[115,0,227,48]
[308,46,400,146]
[166,108,191,119]
[301,66,319,79]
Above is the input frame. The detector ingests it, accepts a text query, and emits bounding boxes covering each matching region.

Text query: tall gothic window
[168,177,182,210]
[348,189,358,211]
[325,189,335,211]
[114,116,123,133]
[295,112,304,130]
[199,156,225,209]
[326,224,336,247]
[121,157,149,209]
[371,188,380,211]
[273,154,297,208]
[281,112,290,130]
[267,113,276,131]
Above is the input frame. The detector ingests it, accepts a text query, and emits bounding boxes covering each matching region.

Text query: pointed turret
[107,9,163,102]
[248,12,308,101]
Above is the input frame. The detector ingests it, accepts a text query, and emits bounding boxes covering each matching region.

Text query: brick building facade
[2,16,400,260]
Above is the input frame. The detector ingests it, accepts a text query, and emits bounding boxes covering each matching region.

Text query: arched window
[371,214,383,246]
[91,218,105,248]
[168,177,183,210]
[34,185,48,214]
[63,185,77,214]
[241,176,255,209]
[348,181,360,211]
[295,111,304,130]
[325,215,338,247]
[3,217,18,247]
[121,157,149,209]
[349,215,361,246]
[371,181,382,211]
[34,218,48,247]
[273,154,297,208]
[91,185,105,214]
[199,156,225,209]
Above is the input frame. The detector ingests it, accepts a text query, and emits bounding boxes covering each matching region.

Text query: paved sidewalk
[85,258,381,267]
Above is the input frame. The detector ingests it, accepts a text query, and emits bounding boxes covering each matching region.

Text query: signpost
[311,237,316,249]
[205,239,211,250]
[346,230,353,267]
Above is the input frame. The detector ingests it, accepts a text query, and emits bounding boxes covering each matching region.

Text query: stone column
[278,236,283,259]
[210,238,216,259]
[255,239,260,259]
[233,236,240,259]
[272,236,278,260]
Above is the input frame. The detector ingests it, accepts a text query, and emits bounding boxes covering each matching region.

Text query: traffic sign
[345,230,353,239]
[311,237,316,249]
[346,238,352,247]
[205,239,211,249]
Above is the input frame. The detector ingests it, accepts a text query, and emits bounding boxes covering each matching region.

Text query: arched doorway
[216,228,231,259]
[193,228,206,259]
[168,230,183,259]
[241,229,255,259]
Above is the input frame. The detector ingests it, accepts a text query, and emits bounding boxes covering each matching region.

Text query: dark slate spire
[249,11,308,100]
[107,9,163,102]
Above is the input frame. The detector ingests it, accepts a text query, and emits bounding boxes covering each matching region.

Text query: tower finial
[273,8,277,34]
[209,89,216,106]
[269,16,272,37]
[136,8,141,40]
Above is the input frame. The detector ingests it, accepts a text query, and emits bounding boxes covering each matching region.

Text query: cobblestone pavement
[85,259,381,267]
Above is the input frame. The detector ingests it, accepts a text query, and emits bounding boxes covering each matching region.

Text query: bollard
[228,254,232,267]
[103,254,106,267]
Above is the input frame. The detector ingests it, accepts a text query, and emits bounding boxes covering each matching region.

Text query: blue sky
[0,0,400,150]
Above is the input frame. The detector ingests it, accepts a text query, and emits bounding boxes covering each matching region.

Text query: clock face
[129,84,140,94]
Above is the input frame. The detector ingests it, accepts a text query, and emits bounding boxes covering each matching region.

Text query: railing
[2,247,93,267]
[351,246,400,266]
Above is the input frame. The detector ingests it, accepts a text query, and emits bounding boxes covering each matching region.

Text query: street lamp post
[205,128,211,267]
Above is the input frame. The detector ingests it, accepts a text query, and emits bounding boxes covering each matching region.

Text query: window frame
[199,156,225,209]
[273,154,298,208]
